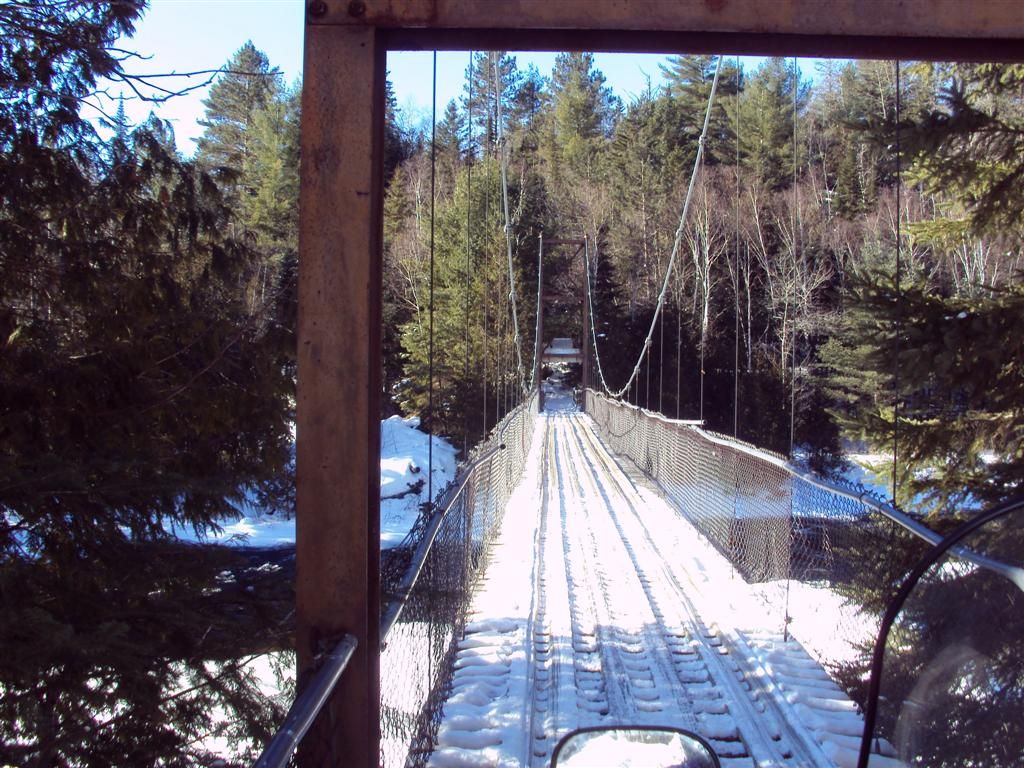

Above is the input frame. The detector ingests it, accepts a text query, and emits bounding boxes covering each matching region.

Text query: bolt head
[348,0,367,17]
[307,0,328,17]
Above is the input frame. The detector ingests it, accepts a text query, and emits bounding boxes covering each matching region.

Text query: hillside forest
[1,1,1022,763]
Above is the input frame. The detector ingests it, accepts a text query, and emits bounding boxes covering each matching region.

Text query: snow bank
[380,415,457,549]
[169,415,457,549]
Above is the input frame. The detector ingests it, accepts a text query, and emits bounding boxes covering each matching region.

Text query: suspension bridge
[280,3,1024,767]
[267,50,941,767]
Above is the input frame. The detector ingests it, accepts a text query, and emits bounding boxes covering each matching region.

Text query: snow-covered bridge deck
[428,393,869,768]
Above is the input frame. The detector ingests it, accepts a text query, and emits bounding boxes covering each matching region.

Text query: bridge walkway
[428,391,868,768]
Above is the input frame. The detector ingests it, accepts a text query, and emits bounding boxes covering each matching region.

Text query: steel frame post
[296,20,383,768]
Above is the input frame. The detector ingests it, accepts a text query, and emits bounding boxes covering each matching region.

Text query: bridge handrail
[379,442,504,640]
[252,633,358,768]
[378,389,538,767]
[255,391,537,768]
[585,388,1024,588]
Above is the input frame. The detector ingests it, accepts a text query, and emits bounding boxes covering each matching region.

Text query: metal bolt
[348,0,366,17]
[307,0,328,18]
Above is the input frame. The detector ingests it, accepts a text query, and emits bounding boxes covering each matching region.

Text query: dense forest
[386,52,1024,517]
[1,0,1022,763]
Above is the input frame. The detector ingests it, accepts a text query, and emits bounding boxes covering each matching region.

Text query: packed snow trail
[429,391,872,768]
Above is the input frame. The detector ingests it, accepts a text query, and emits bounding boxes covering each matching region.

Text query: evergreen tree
[823,62,1024,515]
[434,99,468,193]
[384,77,411,184]
[195,41,280,199]
[908,62,1024,235]
[0,3,294,762]
[734,58,808,191]
[395,155,551,443]
[823,264,1024,513]
[240,83,300,315]
[398,161,513,442]
[508,63,546,153]
[546,52,619,180]
[462,51,520,159]
[659,54,742,167]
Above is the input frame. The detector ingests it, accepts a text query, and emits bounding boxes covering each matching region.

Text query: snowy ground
[430,393,893,768]
[178,394,900,765]
[170,416,456,762]
[170,414,457,549]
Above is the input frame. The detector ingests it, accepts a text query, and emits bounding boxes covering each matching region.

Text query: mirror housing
[552,726,721,768]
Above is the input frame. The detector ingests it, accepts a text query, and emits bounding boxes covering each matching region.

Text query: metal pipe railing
[253,633,358,768]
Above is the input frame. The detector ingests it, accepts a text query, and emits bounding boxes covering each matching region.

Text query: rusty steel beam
[309,0,1024,59]
[296,21,382,768]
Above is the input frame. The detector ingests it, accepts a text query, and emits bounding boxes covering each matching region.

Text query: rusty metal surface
[296,22,383,768]
[308,0,1024,44]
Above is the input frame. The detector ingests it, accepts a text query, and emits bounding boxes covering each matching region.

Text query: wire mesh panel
[583,389,932,688]
[379,394,537,768]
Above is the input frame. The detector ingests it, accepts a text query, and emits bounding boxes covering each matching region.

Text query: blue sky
[113,0,824,154]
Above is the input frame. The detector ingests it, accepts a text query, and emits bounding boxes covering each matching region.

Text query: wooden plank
[312,0,1024,43]
[296,20,382,768]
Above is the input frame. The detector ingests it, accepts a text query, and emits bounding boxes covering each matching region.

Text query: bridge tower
[535,237,587,412]
[296,3,1024,766]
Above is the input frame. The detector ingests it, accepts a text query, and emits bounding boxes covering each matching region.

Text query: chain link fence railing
[379,393,538,768]
[583,389,935,691]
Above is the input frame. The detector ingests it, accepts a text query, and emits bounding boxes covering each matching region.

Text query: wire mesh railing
[379,392,538,768]
[583,389,937,686]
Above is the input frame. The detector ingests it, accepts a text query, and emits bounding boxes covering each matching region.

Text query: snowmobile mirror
[857,496,1024,768]
[551,726,721,768]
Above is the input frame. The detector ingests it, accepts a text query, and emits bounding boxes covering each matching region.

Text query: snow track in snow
[431,406,870,768]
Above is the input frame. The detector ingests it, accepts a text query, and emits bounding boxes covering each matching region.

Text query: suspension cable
[586,55,724,400]
[784,55,799,641]
[676,284,682,420]
[658,299,665,414]
[789,56,799,458]
[464,51,474,453]
[733,55,741,438]
[893,59,902,505]
[481,54,490,435]
[428,52,437,514]
[491,51,530,396]
[533,234,544,388]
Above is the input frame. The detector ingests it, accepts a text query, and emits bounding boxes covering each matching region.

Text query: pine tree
[734,57,808,191]
[398,161,513,442]
[546,53,619,179]
[659,54,742,167]
[195,41,280,198]
[508,63,545,154]
[434,99,468,193]
[823,62,1024,515]
[241,83,300,314]
[462,51,520,159]
[384,77,411,184]
[0,4,294,762]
